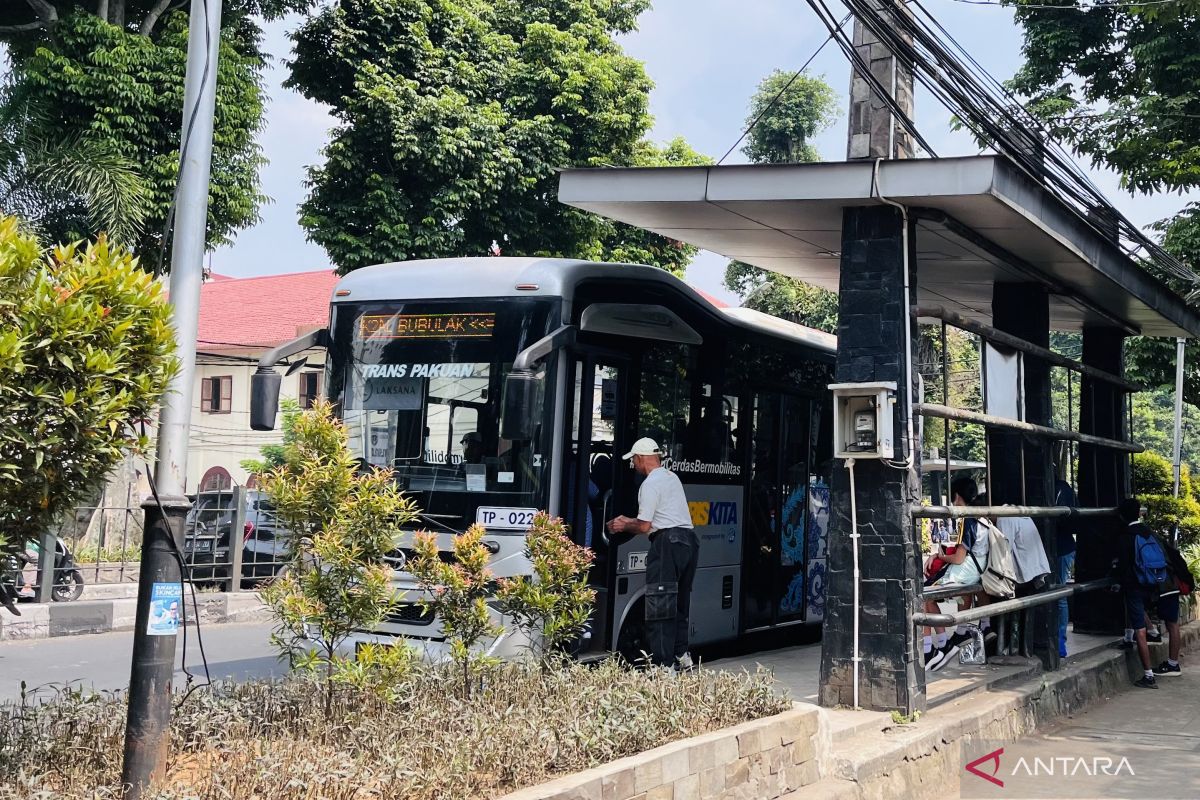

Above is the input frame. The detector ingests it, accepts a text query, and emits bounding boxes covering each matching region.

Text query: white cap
[622,437,662,460]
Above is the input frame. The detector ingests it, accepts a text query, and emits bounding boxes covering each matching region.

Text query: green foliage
[288,0,701,274]
[239,397,302,476]
[409,524,500,696]
[0,216,176,551]
[724,69,839,328]
[1012,4,1200,196]
[259,400,418,710]
[741,71,839,165]
[0,7,271,269]
[1132,451,1200,547]
[724,260,840,333]
[496,512,596,666]
[1133,451,1176,496]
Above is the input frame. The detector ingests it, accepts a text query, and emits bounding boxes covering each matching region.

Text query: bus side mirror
[250,369,282,431]
[501,371,541,441]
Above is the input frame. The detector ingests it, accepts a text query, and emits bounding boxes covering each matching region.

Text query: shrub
[0,217,176,551]
[496,512,596,666]
[1132,451,1174,496]
[259,401,419,711]
[409,525,500,696]
[0,662,788,800]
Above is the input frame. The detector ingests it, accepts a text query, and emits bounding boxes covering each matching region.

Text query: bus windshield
[328,299,558,529]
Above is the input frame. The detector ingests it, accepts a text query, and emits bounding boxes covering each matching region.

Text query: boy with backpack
[1113,499,1185,687]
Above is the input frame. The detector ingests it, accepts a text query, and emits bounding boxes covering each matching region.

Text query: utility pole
[121,0,222,795]
[846,0,914,160]
[1173,337,1186,540]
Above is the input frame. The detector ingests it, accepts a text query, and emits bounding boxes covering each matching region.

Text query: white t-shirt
[637,467,694,532]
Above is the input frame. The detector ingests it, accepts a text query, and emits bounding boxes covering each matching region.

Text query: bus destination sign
[359,312,495,340]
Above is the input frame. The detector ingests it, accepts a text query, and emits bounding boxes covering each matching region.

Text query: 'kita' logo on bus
[689,500,739,527]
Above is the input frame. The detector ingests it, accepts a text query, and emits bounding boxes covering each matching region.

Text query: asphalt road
[0,622,284,703]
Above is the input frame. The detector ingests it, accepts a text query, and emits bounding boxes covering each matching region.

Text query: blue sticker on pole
[146,582,182,636]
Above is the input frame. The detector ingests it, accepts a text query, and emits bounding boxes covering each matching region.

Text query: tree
[260,400,419,711]
[239,397,302,476]
[1011,4,1200,405]
[0,215,177,551]
[723,70,840,327]
[742,71,839,165]
[0,3,301,269]
[287,0,703,274]
[1011,4,1200,196]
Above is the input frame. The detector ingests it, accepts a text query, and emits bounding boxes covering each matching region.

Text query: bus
[251,258,836,661]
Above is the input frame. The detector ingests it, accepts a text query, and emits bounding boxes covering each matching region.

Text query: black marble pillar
[819,205,925,713]
[986,283,1059,669]
[1074,327,1129,635]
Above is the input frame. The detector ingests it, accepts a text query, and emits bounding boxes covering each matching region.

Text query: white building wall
[184,349,324,492]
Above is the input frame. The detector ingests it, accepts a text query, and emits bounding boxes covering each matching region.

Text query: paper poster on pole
[146,582,182,636]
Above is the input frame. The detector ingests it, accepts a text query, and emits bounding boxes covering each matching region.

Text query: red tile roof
[197,269,339,350]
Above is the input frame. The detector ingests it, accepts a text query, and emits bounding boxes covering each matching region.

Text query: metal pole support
[228,486,246,592]
[121,493,189,793]
[35,531,55,604]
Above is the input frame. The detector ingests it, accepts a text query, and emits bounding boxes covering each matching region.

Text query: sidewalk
[0,590,269,640]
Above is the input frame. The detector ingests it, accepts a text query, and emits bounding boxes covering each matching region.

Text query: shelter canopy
[559,155,1200,338]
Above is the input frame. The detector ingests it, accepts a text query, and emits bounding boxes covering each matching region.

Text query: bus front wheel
[616,599,652,667]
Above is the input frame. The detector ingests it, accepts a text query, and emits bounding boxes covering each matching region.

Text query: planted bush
[0,217,176,552]
[259,400,419,709]
[409,525,500,696]
[1,662,788,800]
[497,512,596,666]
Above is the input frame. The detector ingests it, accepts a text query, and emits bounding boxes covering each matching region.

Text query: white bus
[252,258,837,660]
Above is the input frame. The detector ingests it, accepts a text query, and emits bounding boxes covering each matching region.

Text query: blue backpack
[1134,531,1169,586]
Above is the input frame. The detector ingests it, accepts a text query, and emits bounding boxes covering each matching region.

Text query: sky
[208,0,1200,305]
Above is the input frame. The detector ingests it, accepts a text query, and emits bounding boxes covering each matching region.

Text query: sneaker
[948,631,973,649]
[930,644,960,672]
[1134,675,1158,689]
[1110,639,1134,651]
[924,648,944,671]
[1152,661,1181,677]
[1147,630,1163,644]
[674,652,695,673]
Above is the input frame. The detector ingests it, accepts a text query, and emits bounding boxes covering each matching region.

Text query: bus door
[742,391,814,630]
[562,349,634,654]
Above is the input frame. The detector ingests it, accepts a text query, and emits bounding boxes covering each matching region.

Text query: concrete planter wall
[497,704,827,800]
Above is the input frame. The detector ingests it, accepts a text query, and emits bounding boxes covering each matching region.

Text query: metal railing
[913,578,1115,628]
[10,485,289,605]
[914,504,1117,519]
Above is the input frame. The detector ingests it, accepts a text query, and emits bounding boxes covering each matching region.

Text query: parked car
[183,490,292,583]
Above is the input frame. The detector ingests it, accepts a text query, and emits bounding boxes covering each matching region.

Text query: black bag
[1157,533,1197,597]
[645,581,678,622]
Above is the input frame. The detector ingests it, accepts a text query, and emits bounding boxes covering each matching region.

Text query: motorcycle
[0,538,85,613]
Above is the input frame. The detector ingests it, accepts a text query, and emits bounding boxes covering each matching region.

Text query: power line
[717,12,853,165]
[950,0,1183,8]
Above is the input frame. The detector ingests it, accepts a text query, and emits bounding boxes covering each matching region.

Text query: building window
[201,375,233,414]
[298,372,320,409]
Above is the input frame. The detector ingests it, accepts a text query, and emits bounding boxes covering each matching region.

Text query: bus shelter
[558,155,1200,714]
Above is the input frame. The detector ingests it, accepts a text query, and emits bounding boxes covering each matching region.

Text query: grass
[72,544,141,564]
[1,660,788,799]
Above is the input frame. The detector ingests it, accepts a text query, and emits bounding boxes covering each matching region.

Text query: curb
[0,591,270,641]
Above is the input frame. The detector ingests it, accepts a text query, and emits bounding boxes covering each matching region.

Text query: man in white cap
[607,437,699,670]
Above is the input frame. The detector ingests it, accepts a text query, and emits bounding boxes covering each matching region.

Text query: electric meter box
[830,382,897,460]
